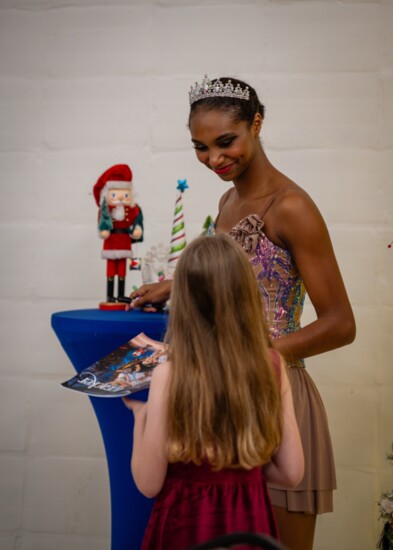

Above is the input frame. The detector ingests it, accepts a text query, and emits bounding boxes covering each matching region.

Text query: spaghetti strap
[216,186,293,229]
[259,197,276,219]
[259,186,292,219]
[214,190,232,227]
[214,189,275,228]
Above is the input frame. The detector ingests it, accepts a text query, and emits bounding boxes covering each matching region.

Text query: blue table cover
[51,309,168,550]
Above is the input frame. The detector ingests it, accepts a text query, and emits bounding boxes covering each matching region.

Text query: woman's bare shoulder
[272,179,322,220]
[265,177,328,248]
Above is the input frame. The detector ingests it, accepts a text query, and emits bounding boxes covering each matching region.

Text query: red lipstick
[214,163,234,175]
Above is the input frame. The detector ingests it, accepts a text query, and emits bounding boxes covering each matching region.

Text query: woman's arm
[272,191,356,363]
[128,191,230,311]
[123,361,170,497]
[263,356,304,487]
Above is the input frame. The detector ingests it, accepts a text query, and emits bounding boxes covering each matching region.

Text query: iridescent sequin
[209,214,306,368]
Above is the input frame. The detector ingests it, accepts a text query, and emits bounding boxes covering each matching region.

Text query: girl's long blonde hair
[166,234,282,470]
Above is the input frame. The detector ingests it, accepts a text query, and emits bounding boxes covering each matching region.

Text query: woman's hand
[127,280,172,312]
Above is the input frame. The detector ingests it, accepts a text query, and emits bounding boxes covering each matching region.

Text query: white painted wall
[0,1,392,549]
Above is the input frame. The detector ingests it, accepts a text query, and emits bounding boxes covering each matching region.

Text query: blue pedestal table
[51,308,168,550]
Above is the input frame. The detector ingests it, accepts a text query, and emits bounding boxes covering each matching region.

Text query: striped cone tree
[167,179,188,275]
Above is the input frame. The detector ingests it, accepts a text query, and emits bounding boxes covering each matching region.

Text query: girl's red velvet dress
[141,460,278,550]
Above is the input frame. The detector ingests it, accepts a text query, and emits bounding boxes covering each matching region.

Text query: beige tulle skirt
[268,366,336,515]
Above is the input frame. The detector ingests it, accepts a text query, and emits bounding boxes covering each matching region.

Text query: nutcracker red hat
[93,164,133,206]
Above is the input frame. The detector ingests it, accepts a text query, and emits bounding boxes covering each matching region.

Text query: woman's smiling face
[189,108,261,181]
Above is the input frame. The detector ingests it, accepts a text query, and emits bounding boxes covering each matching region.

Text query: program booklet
[61,333,167,397]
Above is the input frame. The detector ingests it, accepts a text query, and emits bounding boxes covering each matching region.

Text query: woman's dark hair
[188,77,265,127]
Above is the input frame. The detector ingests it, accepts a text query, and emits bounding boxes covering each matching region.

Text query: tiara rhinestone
[189,75,250,105]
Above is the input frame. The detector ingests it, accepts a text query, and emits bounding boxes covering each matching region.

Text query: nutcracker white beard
[111,203,125,221]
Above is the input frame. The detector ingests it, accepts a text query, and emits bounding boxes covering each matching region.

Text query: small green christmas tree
[201,215,214,235]
[98,197,113,232]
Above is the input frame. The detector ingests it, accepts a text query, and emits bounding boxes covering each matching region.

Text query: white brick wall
[0,1,391,549]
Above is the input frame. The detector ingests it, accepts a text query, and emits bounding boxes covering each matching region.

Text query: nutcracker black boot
[106,277,116,302]
[117,277,126,300]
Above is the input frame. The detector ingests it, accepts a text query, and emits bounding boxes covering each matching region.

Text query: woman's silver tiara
[189,75,250,106]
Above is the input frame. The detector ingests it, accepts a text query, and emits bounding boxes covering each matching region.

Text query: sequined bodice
[209,214,306,368]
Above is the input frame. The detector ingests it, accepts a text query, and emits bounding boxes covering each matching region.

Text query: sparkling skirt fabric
[141,462,279,550]
[268,367,336,513]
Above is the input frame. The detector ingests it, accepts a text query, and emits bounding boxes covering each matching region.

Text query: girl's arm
[272,191,356,363]
[123,361,170,498]
[263,356,304,487]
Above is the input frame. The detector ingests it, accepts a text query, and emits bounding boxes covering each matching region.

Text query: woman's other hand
[127,280,172,312]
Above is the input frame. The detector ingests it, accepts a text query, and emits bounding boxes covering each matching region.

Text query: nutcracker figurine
[93,164,143,309]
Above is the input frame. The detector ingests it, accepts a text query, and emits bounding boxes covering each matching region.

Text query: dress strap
[216,185,292,227]
[214,190,232,227]
[259,186,293,220]
[259,197,276,219]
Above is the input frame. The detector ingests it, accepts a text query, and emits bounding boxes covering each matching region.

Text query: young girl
[130,75,356,550]
[124,234,304,550]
